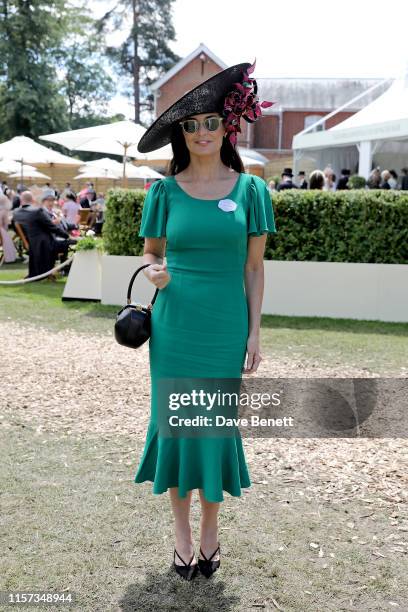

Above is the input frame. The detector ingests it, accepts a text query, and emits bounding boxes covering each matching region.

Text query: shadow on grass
[119,569,239,612]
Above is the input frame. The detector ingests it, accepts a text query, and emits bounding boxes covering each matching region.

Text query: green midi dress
[134,171,277,502]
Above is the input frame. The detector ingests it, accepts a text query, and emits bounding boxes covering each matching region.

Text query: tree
[0,0,70,138]
[97,0,181,124]
[0,1,118,138]
[55,11,116,128]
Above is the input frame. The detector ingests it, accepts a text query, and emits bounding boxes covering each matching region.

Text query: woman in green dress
[134,60,277,580]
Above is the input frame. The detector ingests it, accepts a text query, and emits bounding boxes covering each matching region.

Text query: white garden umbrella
[40,120,146,185]
[133,165,164,179]
[0,135,82,184]
[133,143,173,161]
[74,168,119,180]
[0,159,37,174]
[78,157,143,179]
[133,144,267,167]
[238,147,269,163]
[9,169,51,181]
[78,158,164,183]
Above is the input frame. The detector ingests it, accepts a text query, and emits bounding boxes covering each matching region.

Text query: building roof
[254,77,392,112]
[150,43,228,91]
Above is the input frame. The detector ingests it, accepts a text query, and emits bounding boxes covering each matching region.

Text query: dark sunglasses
[179,116,224,134]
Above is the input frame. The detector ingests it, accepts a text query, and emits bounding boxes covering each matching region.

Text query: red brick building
[150,43,389,175]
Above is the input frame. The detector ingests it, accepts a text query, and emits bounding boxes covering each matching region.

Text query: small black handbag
[114,263,159,349]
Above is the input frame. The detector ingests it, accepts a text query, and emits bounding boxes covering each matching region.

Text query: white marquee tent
[292,66,408,179]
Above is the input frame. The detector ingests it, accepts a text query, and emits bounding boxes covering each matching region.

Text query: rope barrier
[0,255,74,285]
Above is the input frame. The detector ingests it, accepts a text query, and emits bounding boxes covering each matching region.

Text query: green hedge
[102,188,146,256]
[103,186,408,264]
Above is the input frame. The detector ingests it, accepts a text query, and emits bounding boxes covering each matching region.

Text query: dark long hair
[167,120,245,176]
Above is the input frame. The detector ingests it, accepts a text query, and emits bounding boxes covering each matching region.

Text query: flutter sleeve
[247,175,277,236]
[139,179,167,237]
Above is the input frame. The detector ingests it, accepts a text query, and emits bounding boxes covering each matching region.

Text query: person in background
[62,192,81,225]
[367,167,381,189]
[267,179,276,193]
[277,167,297,191]
[388,169,398,189]
[79,181,95,199]
[401,167,408,190]
[79,187,96,208]
[41,191,77,273]
[12,187,23,209]
[94,192,106,209]
[309,170,325,190]
[61,182,77,199]
[297,171,308,189]
[13,191,69,279]
[380,170,391,189]
[323,169,336,192]
[43,182,58,198]
[1,181,11,197]
[336,169,350,190]
[41,189,63,222]
[0,194,18,263]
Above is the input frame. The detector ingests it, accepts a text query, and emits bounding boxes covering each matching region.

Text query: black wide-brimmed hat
[137,60,274,153]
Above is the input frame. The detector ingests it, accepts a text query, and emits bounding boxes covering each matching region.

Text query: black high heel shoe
[198,542,221,578]
[173,548,198,581]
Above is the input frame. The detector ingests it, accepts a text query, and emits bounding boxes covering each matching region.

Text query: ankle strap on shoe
[199,544,220,561]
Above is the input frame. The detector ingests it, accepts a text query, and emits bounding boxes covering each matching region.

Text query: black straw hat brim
[137,62,252,153]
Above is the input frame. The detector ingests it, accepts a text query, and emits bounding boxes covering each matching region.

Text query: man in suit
[13,190,69,279]
[41,190,78,274]
[277,168,297,191]
[336,169,351,190]
[297,171,308,189]
[400,167,408,190]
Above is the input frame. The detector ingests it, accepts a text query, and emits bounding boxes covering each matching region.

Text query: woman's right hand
[145,262,171,289]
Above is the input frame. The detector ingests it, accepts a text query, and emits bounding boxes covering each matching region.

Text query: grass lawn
[1,261,407,375]
[2,426,407,612]
[1,260,407,611]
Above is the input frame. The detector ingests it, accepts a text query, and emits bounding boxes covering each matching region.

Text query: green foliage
[54,10,115,127]
[103,187,408,264]
[102,188,146,256]
[348,175,367,189]
[0,0,117,138]
[75,236,104,252]
[0,0,70,138]
[97,0,181,122]
[268,189,408,263]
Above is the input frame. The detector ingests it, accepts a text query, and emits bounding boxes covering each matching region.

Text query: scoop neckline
[170,172,243,201]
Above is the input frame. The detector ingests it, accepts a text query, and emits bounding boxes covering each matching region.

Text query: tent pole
[358,141,372,179]
[123,145,128,188]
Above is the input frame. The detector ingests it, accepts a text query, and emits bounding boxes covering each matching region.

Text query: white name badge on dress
[218,199,237,212]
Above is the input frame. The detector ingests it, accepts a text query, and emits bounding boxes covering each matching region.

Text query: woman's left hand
[242,333,262,374]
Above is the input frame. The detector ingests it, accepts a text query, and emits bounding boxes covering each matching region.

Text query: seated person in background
[79,187,96,208]
[62,191,81,225]
[41,190,78,269]
[13,191,70,279]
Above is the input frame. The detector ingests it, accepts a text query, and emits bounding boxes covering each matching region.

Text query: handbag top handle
[127,263,159,306]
